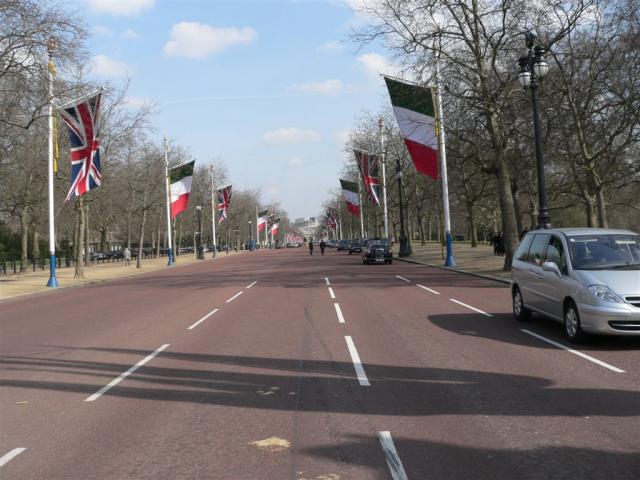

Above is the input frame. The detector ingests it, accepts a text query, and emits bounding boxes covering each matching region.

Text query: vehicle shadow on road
[301,434,640,480]
[2,347,640,417]
[428,312,640,352]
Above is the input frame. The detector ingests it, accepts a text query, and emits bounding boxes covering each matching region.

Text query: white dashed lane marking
[521,329,625,373]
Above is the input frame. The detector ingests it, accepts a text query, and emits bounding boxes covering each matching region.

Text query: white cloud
[263,128,321,145]
[357,52,398,80]
[92,25,113,36]
[289,79,344,96]
[288,156,305,167]
[121,29,140,40]
[88,54,132,77]
[317,40,344,54]
[88,0,155,16]
[164,22,257,59]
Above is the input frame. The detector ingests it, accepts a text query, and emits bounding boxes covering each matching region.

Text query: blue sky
[77,0,397,219]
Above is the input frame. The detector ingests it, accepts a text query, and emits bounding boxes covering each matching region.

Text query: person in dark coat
[308,239,314,255]
[319,239,326,255]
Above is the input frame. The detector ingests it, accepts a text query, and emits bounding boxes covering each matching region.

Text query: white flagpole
[338,203,343,239]
[256,206,260,248]
[435,61,455,267]
[46,38,58,287]
[379,117,389,239]
[164,136,174,266]
[210,165,217,257]
[358,181,365,239]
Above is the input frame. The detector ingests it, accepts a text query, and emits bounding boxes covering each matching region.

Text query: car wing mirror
[542,261,561,276]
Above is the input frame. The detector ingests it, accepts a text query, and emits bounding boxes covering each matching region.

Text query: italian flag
[169,160,195,219]
[257,209,270,232]
[340,179,360,216]
[384,76,439,180]
[271,217,281,236]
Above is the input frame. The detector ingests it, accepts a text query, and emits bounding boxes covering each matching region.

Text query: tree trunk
[584,196,597,227]
[468,204,478,247]
[74,197,85,278]
[84,204,90,266]
[595,185,608,228]
[20,207,29,272]
[494,151,518,271]
[512,183,523,238]
[31,223,40,264]
[136,203,147,269]
[99,228,108,252]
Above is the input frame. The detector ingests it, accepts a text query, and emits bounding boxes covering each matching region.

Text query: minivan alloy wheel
[564,302,585,343]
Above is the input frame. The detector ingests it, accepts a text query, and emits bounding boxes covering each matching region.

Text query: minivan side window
[528,234,551,266]
[546,236,568,274]
[514,233,534,262]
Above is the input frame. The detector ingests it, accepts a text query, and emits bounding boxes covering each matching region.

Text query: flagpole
[46,38,58,287]
[378,117,389,239]
[164,136,174,266]
[256,206,259,248]
[358,181,365,239]
[338,203,343,239]
[435,61,455,267]
[210,165,217,257]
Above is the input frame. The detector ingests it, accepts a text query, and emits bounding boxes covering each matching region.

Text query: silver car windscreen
[567,234,640,270]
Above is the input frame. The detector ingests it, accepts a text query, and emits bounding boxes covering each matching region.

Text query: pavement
[401,241,511,283]
[2,247,639,479]
[0,250,243,301]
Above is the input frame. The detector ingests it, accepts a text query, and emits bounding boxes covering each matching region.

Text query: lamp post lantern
[518,31,551,230]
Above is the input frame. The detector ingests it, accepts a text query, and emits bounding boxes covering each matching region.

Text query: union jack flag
[60,92,102,201]
[354,150,380,206]
[217,185,232,223]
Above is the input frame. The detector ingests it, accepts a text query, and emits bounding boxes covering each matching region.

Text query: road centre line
[0,448,26,468]
[85,344,170,402]
[334,303,345,324]
[395,275,411,283]
[226,291,244,303]
[450,298,493,317]
[345,336,370,386]
[188,308,219,330]
[417,284,440,295]
[328,287,336,299]
[378,432,409,480]
[521,329,625,373]
[246,281,257,289]
[325,277,331,286]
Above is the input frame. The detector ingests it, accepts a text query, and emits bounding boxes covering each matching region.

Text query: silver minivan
[511,228,640,342]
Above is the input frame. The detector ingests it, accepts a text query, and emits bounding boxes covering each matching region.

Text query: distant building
[293,217,320,240]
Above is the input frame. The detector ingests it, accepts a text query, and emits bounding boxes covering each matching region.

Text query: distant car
[348,240,363,255]
[337,239,351,251]
[511,228,640,343]
[362,239,393,264]
[326,239,339,249]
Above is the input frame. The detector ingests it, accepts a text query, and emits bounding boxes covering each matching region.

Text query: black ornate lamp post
[518,31,551,230]
[395,157,412,257]
[196,205,204,259]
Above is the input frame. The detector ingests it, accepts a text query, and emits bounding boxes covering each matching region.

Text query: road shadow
[302,434,640,480]
[428,312,640,352]
[2,348,639,417]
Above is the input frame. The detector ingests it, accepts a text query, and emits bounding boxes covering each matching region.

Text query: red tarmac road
[1,248,639,479]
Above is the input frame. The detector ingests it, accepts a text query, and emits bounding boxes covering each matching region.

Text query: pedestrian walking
[308,239,314,255]
[123,247,131,266]
[319,239,326,255]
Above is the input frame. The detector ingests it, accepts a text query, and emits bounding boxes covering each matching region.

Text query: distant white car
[511,228,640,342]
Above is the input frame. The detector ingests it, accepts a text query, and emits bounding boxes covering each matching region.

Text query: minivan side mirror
[542,261,562,277]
